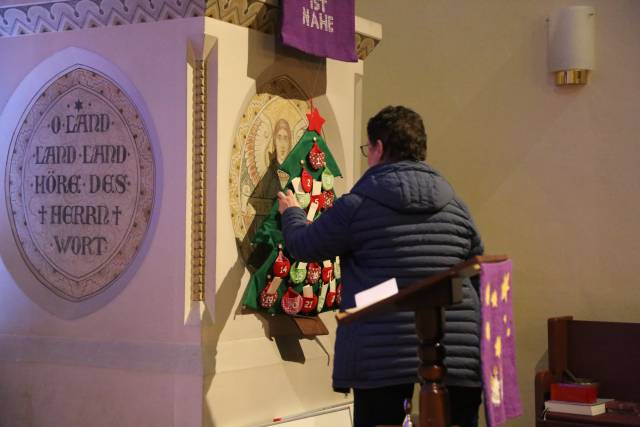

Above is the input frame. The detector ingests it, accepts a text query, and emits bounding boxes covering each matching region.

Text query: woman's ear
[368,139,385,167]
[374,139,384,159]
[376,139,384,153]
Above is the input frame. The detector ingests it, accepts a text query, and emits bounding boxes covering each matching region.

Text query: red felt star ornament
[306,107,325,134]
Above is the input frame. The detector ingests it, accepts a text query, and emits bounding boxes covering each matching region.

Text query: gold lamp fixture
[548,6,595,86]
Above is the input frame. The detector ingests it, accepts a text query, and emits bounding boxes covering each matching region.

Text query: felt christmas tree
[243,108,344,316]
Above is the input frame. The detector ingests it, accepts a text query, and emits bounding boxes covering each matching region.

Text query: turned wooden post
[416,307,450,427]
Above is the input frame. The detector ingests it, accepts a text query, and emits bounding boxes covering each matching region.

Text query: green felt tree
[243,108,344,316]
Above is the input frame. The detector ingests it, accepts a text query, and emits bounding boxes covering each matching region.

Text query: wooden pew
[535,316,640,427]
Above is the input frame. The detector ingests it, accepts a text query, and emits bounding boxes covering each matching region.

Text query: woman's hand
[277,189,300,214]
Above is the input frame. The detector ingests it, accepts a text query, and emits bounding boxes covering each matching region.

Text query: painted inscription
[302,0,334,33]
[6,67,155,301]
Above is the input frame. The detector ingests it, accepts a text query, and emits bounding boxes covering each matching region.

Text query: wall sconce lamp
[548,6,595,86]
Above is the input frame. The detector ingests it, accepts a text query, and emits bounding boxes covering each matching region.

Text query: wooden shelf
[292,316,329,336]
[244,308,330,337]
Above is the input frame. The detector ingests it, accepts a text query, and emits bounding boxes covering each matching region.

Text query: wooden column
[416,307,450,427]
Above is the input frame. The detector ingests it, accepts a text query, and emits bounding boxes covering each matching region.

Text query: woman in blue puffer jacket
[277,106,484,427]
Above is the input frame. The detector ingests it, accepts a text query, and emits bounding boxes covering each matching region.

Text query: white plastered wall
[203,18,363,427]
[0,19,204,427]
[0,14,370,427]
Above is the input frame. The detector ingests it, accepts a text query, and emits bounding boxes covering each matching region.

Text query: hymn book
[544,399,610,416]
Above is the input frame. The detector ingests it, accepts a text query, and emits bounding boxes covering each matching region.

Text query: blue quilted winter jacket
[281,160,483,389]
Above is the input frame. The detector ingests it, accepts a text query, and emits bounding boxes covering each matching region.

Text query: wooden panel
[292,316,329,336]
[536,318,640,427]
[567,320,640,402]
[548,316,573,376]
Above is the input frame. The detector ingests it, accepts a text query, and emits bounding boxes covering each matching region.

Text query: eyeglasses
[359,144,369,157]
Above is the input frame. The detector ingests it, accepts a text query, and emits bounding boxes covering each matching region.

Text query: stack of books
[544,399,609,416]
[544,381,611,416]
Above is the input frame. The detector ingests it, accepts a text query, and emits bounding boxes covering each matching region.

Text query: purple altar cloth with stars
[480,259,523,426]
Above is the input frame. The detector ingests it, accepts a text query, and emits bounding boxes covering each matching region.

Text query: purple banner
[281,0,357,62]
[480,260,523,426]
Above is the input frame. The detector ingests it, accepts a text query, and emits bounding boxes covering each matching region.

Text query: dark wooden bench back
[548,317,640,402]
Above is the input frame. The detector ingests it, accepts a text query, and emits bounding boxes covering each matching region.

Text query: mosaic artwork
[229,76,312,263]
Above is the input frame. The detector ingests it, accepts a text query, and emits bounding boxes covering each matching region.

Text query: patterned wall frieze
[205,0,278,34]
[1,0,380,60]
[0,0,205,37]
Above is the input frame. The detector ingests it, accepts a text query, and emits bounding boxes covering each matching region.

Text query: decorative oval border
[0,48,159,303]
[6,67,154,301]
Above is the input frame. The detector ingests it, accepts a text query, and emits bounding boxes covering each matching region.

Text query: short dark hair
[366,105,427,162]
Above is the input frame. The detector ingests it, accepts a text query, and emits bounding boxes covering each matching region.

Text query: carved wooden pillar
[416,307,450,427]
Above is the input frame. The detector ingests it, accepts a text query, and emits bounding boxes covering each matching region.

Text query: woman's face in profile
[275,128,290,164]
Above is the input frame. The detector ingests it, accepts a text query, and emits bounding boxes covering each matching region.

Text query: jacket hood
[351,161,454,213]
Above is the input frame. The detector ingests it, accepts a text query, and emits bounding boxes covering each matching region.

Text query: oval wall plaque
[5,67,155,301]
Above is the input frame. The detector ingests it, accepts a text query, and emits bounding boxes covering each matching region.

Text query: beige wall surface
[0,19,204,426]
[356,0,640,425]
[203,18,363,427]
